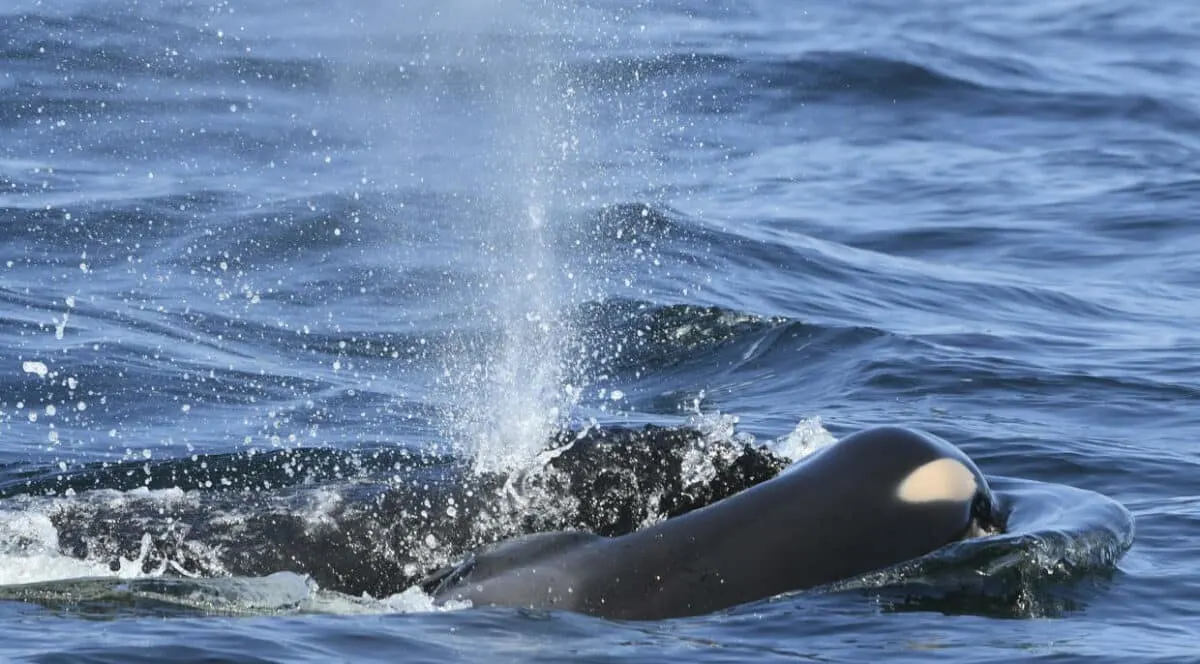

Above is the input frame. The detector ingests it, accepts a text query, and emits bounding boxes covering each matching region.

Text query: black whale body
[424,426,1002,620]
[19,425,789,598]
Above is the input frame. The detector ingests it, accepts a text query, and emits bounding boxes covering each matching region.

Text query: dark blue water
[1,0,1197,660]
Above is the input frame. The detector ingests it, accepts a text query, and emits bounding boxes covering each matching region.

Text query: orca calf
[423,426,1002,620]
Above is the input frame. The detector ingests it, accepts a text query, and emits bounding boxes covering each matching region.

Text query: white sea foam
[0,485,215,589]
[302,585,472,616]
[0,509,154,586]
[769,416,838,463]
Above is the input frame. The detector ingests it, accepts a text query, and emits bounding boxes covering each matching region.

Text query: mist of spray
[340,0,613,472]
[427,1,589,474]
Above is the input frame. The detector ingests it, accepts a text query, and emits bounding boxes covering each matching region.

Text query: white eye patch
[896,458,977,504]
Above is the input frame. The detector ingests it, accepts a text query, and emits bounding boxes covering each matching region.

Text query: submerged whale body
[0,423,1137,620]
[423,426,1003,620]
[16,424,789,599]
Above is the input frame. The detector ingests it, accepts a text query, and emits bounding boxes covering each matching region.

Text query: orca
[422,426,1002,620]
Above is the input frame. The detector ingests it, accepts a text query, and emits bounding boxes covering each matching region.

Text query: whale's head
[895,453,1004,538]
[819,426,1005,542]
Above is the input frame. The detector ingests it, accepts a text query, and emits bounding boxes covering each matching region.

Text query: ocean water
[0,0,1197,661]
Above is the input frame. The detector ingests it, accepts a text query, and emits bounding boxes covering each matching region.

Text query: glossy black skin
[425,426,999,620]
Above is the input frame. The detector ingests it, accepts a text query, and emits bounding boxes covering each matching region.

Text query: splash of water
[461,204,576,474]
[427,1,589,474]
